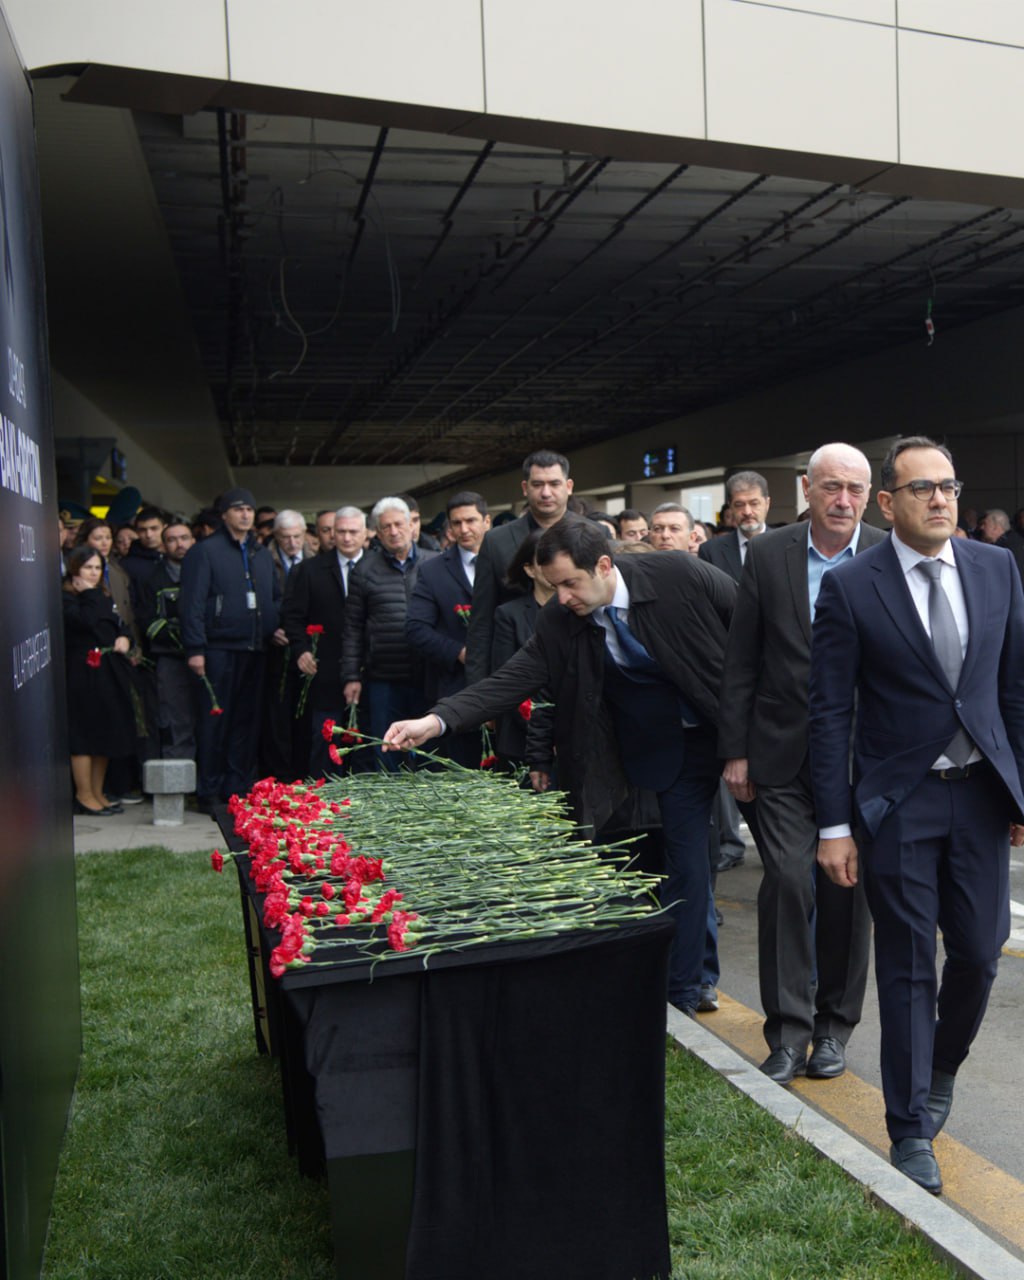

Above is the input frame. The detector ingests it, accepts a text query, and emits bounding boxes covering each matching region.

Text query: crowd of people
[58,437,1024,1197]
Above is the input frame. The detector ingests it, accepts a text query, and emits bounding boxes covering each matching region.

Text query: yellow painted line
[1002,947,1024,959]
[699,992,1024,1253]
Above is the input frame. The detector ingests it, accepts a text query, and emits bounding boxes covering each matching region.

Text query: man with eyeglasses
[809,435,1024,1195]
[718,443,884,1088]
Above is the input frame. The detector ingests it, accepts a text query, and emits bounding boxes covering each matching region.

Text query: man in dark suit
[281,505,367,776]
[810,436,1024,1194]
[700,470,772,872]
[405,491,490,767]
[262,509,315,778]
[700,470,771,581]
[465,449,573,684]
[718,444,883,1086]
[384,518,736,1017]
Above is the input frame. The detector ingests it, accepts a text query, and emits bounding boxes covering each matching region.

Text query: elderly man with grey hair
[280,504,370,775]
[718,443,885,1086]
[648,503,695,552]
[342,497,438,769]
[260,508,315,778]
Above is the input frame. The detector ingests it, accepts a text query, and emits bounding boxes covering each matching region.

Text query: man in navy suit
[810,435,1024,1195]
[405,492,491,767]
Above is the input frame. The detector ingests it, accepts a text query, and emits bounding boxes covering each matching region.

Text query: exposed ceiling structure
[37,80,1024,500]
[134,109,1024,493]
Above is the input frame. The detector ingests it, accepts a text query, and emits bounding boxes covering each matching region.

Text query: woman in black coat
[62,546,137,814]
[490,529,556,768]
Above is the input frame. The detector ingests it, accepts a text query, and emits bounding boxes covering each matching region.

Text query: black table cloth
[232,841,674,1280]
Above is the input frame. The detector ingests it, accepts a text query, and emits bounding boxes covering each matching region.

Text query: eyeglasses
[888,479,963,501]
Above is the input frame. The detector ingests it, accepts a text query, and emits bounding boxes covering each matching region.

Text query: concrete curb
[667,1008,1024,1280]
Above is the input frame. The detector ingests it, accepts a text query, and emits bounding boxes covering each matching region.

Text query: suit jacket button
[955,699,963,708]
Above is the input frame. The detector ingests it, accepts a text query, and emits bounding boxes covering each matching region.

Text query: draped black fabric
[406,930,673,1280]
[233,855,674,1280]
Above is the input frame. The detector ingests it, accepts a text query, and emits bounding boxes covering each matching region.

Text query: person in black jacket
[384,518,736,1016]
[490,527,555,767]
[465,449,573,684]
[180,488,280,809]
[405,491,490,767]
[137,520,196,759]
[281,505,368,775]
[342,496,437,770]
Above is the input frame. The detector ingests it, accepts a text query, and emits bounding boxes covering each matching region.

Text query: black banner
[0,13,81,1280]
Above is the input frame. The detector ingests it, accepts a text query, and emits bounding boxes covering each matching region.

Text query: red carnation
[306,624,325,635]
[210,849,224,872]
[321,718,336,741]
[86,649,102,668]
[210,706,224,717]
[328,744,342,766]
[518,698,532,722]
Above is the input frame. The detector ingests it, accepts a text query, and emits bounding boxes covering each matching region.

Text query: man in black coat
[700,470,773,872]
[281,506,367,775]
[136,520,197,759]
[384,518,736,1016]
[180,487,280,809]
[342,497,438,770]
[405,491,490,767]
[718,444,884,1086]
[465,449,573,684]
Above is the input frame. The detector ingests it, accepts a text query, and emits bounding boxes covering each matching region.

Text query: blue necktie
[607,607,659,674]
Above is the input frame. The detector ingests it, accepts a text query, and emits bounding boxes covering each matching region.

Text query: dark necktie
[916,559,972,766]
[607,607,659,674]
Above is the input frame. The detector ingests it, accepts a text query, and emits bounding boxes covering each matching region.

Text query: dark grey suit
[718,520,884,1053]
[699,530,744,581]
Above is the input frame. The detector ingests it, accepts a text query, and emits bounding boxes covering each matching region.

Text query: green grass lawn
[42,849,955,1280]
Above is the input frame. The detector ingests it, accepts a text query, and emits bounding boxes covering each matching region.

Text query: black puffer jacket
[341,546,437,684]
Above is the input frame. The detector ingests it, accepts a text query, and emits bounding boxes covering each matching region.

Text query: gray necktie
[916,559,972,766]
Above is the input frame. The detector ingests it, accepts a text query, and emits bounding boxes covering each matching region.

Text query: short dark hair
[618,508,647,524]
[447,490,488,518]
[505,527,544,590]
[396,492,420,514]
[536,516,607,572]
[254,506,277,527]
[134,505,167,527]
[315,509,333,520]
[522,449,570,479]
[880,436,954,491]
[726,470,769,501]
[586,512,616,538]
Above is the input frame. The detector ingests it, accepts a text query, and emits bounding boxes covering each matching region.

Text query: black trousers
[863,764,1011,1141]
[755,761,871,1052]
[194,649,265,802]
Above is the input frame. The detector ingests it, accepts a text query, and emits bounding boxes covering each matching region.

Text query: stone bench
[142,758,196,826]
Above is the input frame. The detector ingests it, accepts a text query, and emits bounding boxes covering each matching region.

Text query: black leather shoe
[760,1046,807,1085]
[890,1137,942,1194]
[926,1069,956,1135]
[807,1036,846,1079]
[671,1002,698,1019]
[716,849,745,872]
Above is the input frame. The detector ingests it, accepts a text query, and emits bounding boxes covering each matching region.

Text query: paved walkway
[72,801,221,855]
